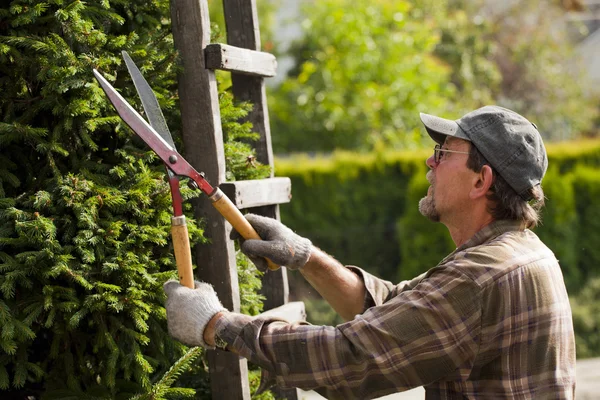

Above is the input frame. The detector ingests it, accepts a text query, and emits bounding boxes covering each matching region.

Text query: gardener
[164,106,576,399]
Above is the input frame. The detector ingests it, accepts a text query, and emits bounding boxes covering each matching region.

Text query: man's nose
[426,154,436,169]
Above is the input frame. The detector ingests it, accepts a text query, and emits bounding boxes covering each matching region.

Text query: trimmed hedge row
[276,139,600,293]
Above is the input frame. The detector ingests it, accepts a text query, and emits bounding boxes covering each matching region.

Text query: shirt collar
[438,220,525,265]
[456,220,525,253]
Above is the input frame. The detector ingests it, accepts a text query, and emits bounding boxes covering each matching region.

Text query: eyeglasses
[434,144,470,163]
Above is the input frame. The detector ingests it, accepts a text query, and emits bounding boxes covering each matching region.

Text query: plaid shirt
[216,221,576,399]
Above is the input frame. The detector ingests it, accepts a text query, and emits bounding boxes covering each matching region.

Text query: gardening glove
[231,214,312,272]
[163,280,227,348]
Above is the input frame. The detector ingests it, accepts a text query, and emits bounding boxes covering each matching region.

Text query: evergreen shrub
[571,277,600,358]
[567,166,600,359]
[571,166,600,286]
[0,0,270,397]
[535,166,579,290]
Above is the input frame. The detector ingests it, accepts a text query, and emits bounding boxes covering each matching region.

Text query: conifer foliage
[0,0,269,398]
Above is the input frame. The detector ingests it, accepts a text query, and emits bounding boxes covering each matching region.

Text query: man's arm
[300,248,366,321]
[203,248,365,346]
[185,266,483,399]
[235,214,368,320]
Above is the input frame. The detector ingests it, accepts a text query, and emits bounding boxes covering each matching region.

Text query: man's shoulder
[440,229,557,286]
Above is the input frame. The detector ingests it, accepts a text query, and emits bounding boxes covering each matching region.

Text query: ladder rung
[205,44,277,77]
[220,177,291,209]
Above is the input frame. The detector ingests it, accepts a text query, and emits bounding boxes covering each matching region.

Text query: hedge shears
[93,52,279,288]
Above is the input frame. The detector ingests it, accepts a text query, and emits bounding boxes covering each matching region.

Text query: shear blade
[122,51,177,150]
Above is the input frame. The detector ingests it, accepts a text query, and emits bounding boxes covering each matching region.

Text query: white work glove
[163,280,227,348]
[232,214,312,271]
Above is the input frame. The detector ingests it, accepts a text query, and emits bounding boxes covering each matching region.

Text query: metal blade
[92,69,215,196]
[122,51,184,215]
[122,51,176,149]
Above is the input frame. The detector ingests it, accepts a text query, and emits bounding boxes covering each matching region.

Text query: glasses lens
[434,145,440,163]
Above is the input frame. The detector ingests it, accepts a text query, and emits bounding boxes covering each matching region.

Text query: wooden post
[222,0,291,312]
[170,0,302,398]
[170,0,251,398]
[222,2,299,399]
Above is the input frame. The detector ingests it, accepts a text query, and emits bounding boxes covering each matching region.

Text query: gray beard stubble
[418,171,440,222]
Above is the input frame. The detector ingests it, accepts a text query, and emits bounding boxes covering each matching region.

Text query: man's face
[419,138,473,223]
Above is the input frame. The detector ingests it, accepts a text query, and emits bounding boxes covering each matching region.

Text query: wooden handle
[171,216,195,288]
[210,189,280,271]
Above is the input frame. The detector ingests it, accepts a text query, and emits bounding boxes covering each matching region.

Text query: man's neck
[444,208,495,247]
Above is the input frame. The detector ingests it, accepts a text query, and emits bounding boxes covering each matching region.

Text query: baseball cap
[419,105,548,200]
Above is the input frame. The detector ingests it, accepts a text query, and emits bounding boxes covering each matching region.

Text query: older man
[164,106,575,399]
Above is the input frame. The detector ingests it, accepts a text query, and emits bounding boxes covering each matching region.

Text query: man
[164,106,576,399]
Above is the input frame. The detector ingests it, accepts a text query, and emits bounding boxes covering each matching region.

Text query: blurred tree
[268,0,598,153]
[269,0,456,153]
[434,3,501,114]
[483,0,597,140]
[570,277,600,358]
[558,0,585,12]
[431,0,597,140]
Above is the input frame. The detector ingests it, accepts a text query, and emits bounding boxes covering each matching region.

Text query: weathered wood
[205,43,277,77]
[221,0,295,355]
[206,352,250,399]
[222,1,285,310]
[169,0,250,398]
[233,77,273,165]
[172,1,302,398]
[223,0,293,302]
[220,177,291,209]
[221,10,300,397]
[223,0,275,171]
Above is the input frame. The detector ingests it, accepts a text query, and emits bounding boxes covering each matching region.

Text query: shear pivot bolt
[169,155,177,164]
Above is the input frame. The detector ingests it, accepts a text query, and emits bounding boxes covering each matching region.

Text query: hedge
[276,139,600,293]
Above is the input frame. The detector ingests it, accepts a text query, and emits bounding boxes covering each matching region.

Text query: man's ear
[470,165,494,200]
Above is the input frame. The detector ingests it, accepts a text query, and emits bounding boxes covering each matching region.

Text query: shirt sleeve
[346,265,429,311]
[215,265,483,399]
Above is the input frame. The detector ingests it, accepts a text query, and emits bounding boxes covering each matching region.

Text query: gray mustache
[426,171,435,185]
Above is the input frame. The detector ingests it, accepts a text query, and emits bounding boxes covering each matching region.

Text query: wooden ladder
[169,1,304,399]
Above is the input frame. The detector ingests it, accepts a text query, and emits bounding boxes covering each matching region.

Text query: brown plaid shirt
[216,221,576,399]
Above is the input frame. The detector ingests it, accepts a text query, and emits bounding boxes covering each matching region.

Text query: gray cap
[420,105,548,200]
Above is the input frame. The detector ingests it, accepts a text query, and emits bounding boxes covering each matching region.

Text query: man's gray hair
[467,145,544,229]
